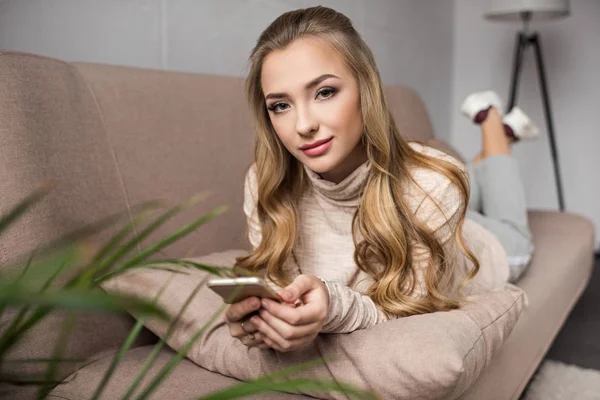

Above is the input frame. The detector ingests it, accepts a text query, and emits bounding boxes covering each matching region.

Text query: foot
[503,107,540,141]
[460,90,504,123]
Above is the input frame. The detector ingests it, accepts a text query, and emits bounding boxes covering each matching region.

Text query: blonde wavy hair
[234,6,479,318]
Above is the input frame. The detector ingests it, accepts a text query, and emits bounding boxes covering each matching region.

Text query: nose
[295,104,318,137]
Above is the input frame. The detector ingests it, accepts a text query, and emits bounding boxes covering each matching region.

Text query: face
[261,37,367,184]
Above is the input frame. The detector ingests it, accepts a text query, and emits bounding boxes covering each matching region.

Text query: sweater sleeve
[318,279,388,333]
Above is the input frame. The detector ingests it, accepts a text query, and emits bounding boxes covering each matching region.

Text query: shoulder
[404,142,466,238]
[244,163,259,194]
[243,163,259,213]
[245,162,258,183]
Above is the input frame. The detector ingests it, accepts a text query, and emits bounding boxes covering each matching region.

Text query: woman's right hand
[224,296,270,349]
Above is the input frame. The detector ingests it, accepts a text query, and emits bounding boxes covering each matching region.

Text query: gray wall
[11,1,596,242]
[0,0,454,140]
[450,0,600,247]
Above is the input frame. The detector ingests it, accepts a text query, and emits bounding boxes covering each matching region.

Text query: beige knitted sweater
[243,143,510,334]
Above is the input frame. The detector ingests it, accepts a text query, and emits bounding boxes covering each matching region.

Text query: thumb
[280,274,313,303]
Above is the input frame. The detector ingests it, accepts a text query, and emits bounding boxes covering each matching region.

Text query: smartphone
[207,276,282,304]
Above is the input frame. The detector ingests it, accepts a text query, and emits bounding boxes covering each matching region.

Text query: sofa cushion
[49,345,308,400]
[100,250,527,400]
[460,210,596,399]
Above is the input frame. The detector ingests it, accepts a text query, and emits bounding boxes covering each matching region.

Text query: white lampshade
[485,0,570,21]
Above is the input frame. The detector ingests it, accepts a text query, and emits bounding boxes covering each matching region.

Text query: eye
[316,87,337,100]
[267,102,290,114]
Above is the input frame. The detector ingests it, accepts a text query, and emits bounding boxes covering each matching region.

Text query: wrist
[315,276,332,324]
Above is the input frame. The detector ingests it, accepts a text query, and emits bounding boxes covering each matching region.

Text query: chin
[300,155,341,175]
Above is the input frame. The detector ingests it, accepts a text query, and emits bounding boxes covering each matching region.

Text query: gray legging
[466,154,534,283]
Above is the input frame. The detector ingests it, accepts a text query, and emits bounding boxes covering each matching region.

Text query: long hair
[234,6,479,317]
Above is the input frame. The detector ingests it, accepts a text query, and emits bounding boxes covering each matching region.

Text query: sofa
[0,50,595,400]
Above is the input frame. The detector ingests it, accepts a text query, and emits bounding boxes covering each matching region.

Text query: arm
[318,279,388,333]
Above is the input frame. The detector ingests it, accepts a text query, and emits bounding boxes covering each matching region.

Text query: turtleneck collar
[303,160,371,207]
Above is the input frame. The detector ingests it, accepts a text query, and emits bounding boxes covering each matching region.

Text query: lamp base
[507,30,565,211]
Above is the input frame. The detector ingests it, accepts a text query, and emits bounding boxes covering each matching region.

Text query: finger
[261,331,315,353]
[257,309,320,341]
[231,318,259,339]
[225,296,261,323]
[240,319,259,333]
[252,314,317,350]
[279,275,314,303]
[239,331,265,347]
[261,298,317,326]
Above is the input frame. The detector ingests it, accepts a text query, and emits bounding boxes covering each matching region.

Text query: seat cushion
[100,250,527,400]
[49,345,308,400]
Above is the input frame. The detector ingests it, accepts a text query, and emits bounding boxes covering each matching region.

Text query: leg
[467,210,533,283]
[469,113,533,282]
[466,162,482,213]
[471,107,533,282]
[468,107,508,213]
[479,107,511,161]
[461,91,537,281]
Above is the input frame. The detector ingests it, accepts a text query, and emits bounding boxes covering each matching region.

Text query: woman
[223,6,534,353]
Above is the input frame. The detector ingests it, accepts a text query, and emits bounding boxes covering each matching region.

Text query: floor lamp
[485,0,570,211]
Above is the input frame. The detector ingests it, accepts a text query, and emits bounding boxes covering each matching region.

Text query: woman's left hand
[250,274,329,353]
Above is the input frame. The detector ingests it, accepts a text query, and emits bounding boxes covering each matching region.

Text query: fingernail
[251,299,260,309]
[251,317,259,324]
[282,290,292,299]
[261,299,268,309]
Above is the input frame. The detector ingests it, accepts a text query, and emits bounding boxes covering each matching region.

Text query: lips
[299,137,333,150]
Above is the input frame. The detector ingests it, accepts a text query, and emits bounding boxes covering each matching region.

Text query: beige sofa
[0,50,595,400]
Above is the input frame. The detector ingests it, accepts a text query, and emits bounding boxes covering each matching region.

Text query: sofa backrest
[1,51,435,265]
[0,50,435,394]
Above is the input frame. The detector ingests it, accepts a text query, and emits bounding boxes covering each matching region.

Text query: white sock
[503,107,540,140]
[460,90,504,122]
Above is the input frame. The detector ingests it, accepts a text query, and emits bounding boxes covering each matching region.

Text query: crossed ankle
[504,124,518,142]
[474,106,492,124]
[461,91,539,141]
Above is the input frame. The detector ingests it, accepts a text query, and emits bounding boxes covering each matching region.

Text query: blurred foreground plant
[0,184,378,400]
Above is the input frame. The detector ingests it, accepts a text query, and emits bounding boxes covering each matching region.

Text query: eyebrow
[264,74,340,100]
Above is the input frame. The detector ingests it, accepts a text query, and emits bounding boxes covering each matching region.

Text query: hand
[250,275,329,353]
[224,296,269,349]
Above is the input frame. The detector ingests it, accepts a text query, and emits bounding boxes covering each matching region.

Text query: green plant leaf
[95,205,227,284]
[0,247,81,357]
[4,200,160,275]
[91,193,212,283]
[37,311,76,400]
[0,284,169,319]
[120,340,166,400]
[92,272,178,400]
[0,306,51,357]
[123,273,214,400]
[90,319,145,400]
[131,277,236,400]
[0,183,53,234]
[91,206,160,265]
[3,358,85,363]
[125,259,231,277]
[0,251,36,323]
